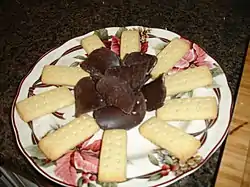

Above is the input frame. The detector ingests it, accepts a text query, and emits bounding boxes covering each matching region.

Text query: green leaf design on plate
[32,157,55,168]
[25,145,46,159]
[77,177,84,187]
[94,28,109,40]
[88,183,97,187]
[213,63,219,67]
[127,160,134,165]
[96,181,117,187]
[170,92,184,99]
[76,169,83,173]
[115,27,128,38]
[74,55,87,61]
[148,153,159,166]
[205,80,221,89]
[154,42,168,55]
[171,90,193,99]
[70,61,81,67]
[187,90,193,98]
[210,67,224,77]
[164,155,174,165]
[38,125,61,139]
[96,181,101,185]
[148,172,162,181]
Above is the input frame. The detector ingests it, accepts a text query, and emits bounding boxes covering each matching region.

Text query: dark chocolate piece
[122,52,157,74]
[105,63,148,91]
[93,92,146,130]
[96,76,135,114]
[74,77,105,117]
[80,47,120,75]
[141,74,166,111]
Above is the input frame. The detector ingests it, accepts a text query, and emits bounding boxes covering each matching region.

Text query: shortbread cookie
[157,97,217,121]
[98,129,127,182]
[139,117,201,161]
[151,38,190,78]
[120,30,140,59]
[81,34,105,54]
[16,87,74,122]
[165,66,213,96]
[38,114,100,161]
[41,65,89,86]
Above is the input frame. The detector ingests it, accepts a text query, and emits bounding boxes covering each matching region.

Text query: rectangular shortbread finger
[165,66,213,96]
[120,30,140,59]
[81,34,105,54]
[139,117,201,161]
[151,38,190,78]
[41,65,89,86]
[38,114,100,161]
[157,97,217,121]
[98,129,127,182]
[16,87,74,122]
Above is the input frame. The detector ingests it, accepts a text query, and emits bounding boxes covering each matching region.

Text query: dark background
[0,0,249,186]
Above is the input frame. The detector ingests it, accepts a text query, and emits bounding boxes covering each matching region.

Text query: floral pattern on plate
[11,26,231,187]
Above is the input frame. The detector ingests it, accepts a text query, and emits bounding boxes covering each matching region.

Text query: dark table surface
[0,0,249,186]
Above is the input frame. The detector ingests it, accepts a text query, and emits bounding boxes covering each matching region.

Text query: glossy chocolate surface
[74,77,105,117]
[93,92,146,130]
[141,74,166,111]
[80,47,120,75]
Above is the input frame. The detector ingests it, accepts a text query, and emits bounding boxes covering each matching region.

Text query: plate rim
[10,26,233,187]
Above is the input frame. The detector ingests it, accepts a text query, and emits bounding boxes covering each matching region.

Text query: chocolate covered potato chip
[105,63,149,91]
[93,92,146,130]
[122,52,157,73]
[80,47,120,75]
[141,74,166,111]
[74,77,105,117]
[96,76,135,114]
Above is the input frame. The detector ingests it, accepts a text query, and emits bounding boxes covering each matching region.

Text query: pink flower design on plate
[193,43,214,68]
[173,37,214,71]
[141,42,149,53]
[54,151,76,185]
[174,37,194,69]
[174,48,197,69]
[111,36,120,55]
[54,138,102,186]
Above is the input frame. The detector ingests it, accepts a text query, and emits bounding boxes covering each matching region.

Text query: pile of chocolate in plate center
[74,47,166,130]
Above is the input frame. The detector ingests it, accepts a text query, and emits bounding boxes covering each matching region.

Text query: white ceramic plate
[11,26,232,187]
